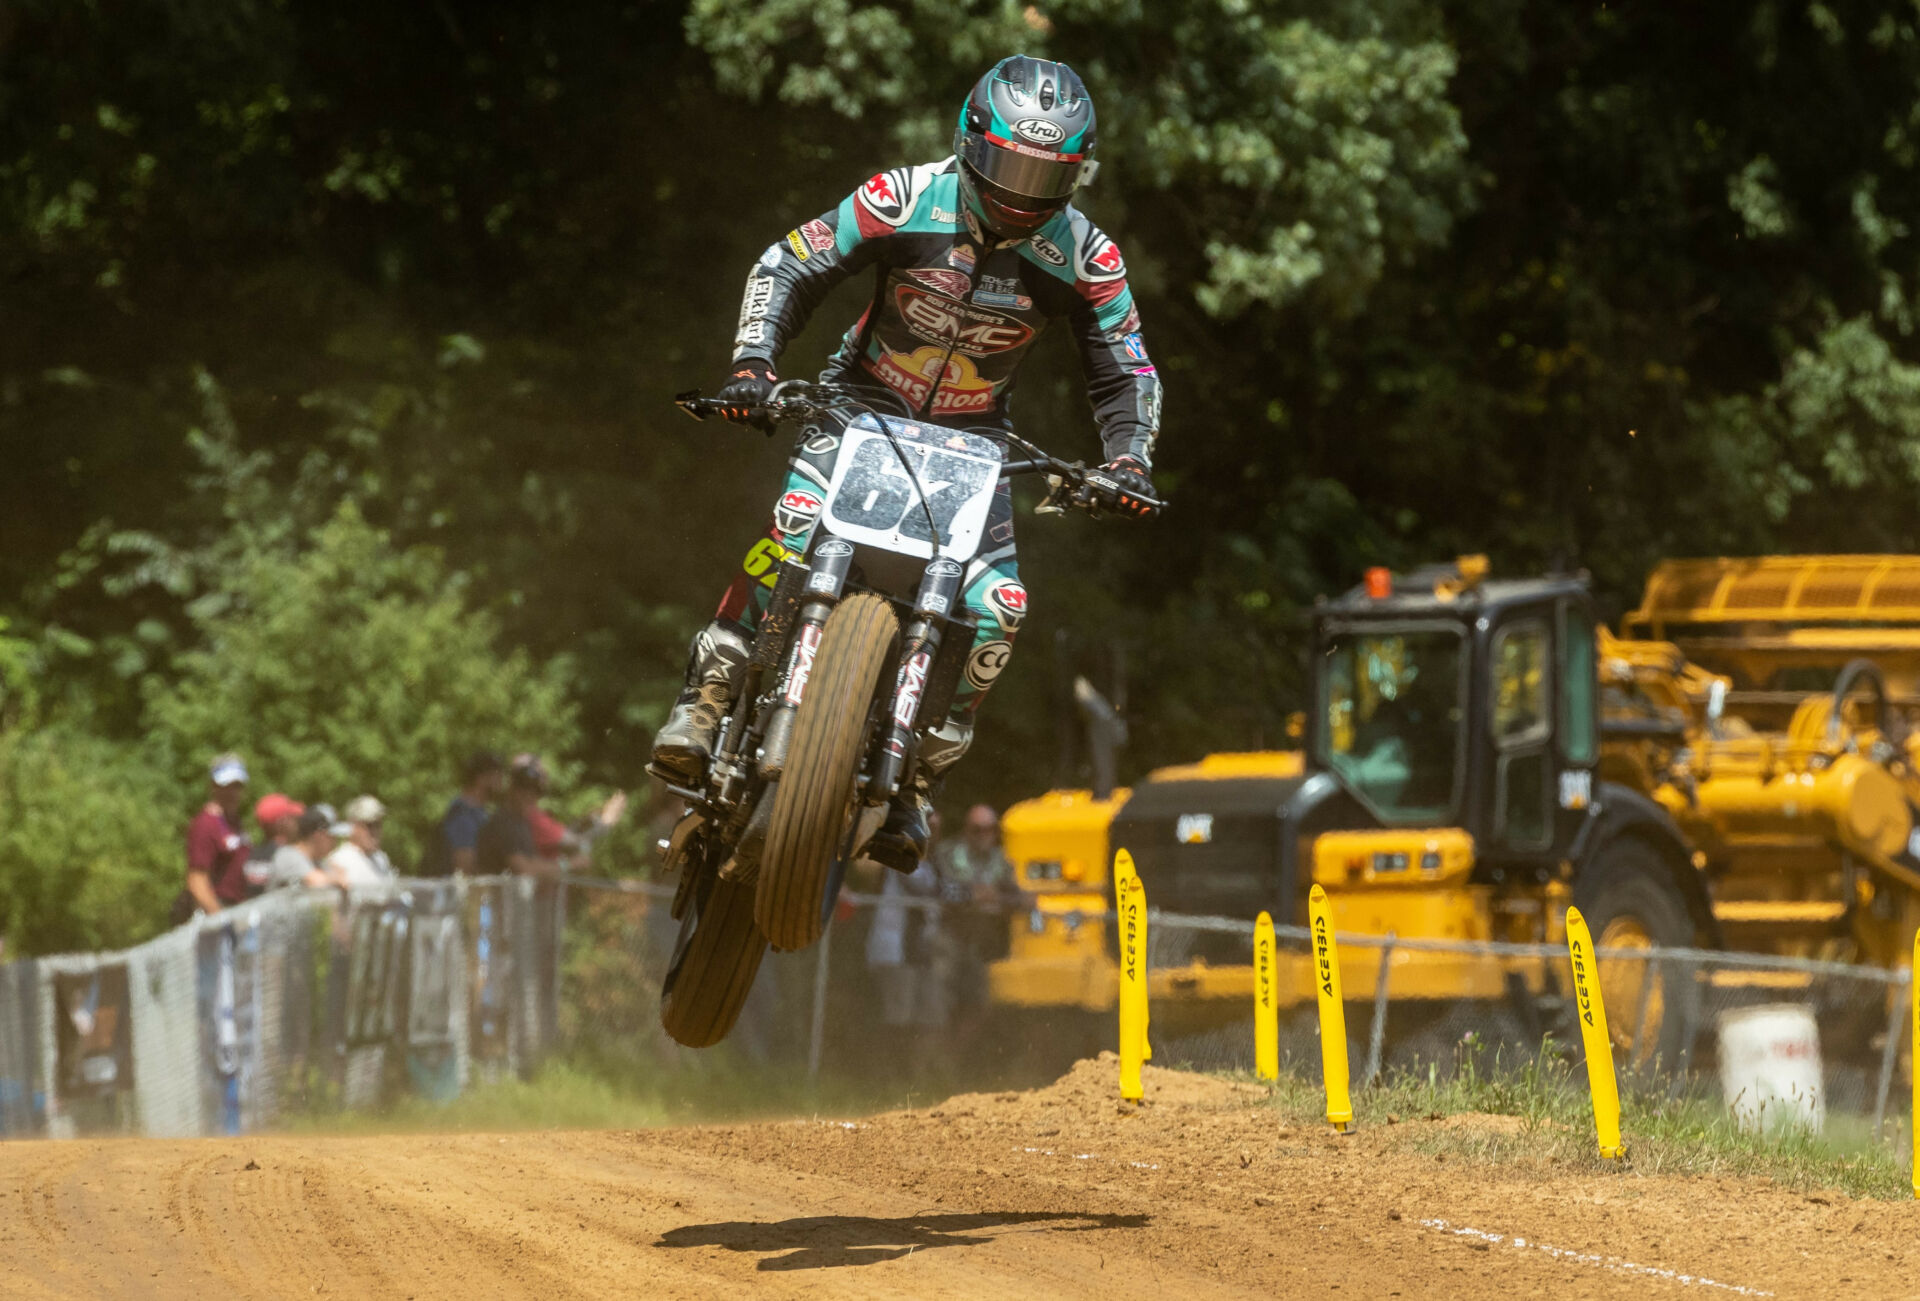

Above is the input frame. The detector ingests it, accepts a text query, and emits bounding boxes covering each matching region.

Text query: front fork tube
[867,560,964,806]
[758,541,856,779]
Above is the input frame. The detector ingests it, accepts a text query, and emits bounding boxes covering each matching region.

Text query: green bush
[145,501,581,874]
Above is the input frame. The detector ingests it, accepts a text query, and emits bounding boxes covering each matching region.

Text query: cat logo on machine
[1175,813,1214,845]
[984,579,1027,630]
[965,639,1012,690]
[1028,233,1067,267]
[773,488,823,539]
[904,267,973,299]
[1012,117,1067,146]
[896,286,1034,356]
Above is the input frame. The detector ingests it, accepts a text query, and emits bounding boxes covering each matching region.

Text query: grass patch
[1248,1036,1915,1201]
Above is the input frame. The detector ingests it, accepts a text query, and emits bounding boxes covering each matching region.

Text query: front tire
[756,592,899,951]
[659,865,768,1048]
[1571,836,1701,1072]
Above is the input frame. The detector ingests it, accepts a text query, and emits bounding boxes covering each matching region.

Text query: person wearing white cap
[171,752,252,923]
[323,794,395,890]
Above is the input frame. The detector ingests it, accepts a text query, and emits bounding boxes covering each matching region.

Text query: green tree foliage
[16,2,1920,951]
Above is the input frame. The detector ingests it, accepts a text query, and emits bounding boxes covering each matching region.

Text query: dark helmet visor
[954,129,1086,201]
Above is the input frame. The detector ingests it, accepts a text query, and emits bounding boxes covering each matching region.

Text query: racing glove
[1095,455,1161,520]
[714,359,777,422]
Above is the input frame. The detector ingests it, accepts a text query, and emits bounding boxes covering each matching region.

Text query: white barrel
[1717,1003,1824,1134]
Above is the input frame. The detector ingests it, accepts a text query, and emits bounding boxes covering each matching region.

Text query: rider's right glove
[714,359,777,423]
[1098,455,1162,520]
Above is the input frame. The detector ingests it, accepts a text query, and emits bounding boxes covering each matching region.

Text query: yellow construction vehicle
[989,554,1920,1059]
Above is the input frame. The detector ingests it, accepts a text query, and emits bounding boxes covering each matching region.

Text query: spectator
[475,754,551,877]
[241,793,305,898]
[529,788,628,871]
[323,795,395,890]
[271,806,337,890]
[864,810,953,1068]
[421,750,504,876]
[934,804,1017,1052]
[172,753,251,923]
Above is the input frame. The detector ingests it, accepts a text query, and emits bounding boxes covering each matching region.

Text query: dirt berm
[3,1058,1915,1298]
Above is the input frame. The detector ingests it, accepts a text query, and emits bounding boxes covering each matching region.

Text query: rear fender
[1576,782,1720,947]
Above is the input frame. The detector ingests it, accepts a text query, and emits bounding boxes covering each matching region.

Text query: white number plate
[821,416,1002,560]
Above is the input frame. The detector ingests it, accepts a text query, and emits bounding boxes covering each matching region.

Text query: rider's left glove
[1101,456,1162,519]
[715,359,777,423]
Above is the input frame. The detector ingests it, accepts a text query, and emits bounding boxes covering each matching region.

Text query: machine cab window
[1317,627,1465,824]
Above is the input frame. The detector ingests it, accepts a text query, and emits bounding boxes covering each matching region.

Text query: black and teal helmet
[954,55,1098,238]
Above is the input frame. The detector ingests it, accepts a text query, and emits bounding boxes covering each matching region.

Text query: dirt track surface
[4,1059,1917,1300]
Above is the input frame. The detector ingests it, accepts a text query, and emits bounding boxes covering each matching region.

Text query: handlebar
[673,381,1163,518]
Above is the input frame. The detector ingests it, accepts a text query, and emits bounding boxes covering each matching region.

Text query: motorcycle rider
[654,54,1163,872]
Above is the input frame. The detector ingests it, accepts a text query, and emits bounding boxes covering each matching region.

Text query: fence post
[1362,935,1394,1088]
[1872,967,1907,1142]
[806,906,834,1085]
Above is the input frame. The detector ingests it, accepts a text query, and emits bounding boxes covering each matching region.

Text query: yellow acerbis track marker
[1114,849,1149,1060]
[1116,850,1148,1102]
[1565,906,1625,1160]
[1307,885,1353,1132]
[1254,910,1279,1081]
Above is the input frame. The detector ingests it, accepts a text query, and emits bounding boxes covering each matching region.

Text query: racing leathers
[710,155,1162,764]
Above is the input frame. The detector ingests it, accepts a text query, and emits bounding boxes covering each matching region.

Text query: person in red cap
[241,793,306,898]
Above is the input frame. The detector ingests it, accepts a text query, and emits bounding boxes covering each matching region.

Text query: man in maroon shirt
[175,753,252,922]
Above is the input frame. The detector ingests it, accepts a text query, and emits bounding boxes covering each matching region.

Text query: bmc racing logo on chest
[903,267,972,300]
[895,286,1034,357]
[857,168,916,227]
[1076,232,1126,283]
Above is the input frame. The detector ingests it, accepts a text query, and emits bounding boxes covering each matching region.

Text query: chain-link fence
[0,876,1913,1150]
[1136,911,1914,1144]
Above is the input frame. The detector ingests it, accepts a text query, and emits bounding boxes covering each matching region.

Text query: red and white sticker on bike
[784,622,824,706]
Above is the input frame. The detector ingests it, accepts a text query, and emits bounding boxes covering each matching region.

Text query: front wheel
[659,862,768,1048]
[756,592,899,951]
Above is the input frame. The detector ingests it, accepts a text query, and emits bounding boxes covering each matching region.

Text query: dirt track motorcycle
[652,381,1161,1047]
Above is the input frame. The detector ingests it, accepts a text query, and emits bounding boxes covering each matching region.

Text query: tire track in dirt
[3,1059,1916,1299]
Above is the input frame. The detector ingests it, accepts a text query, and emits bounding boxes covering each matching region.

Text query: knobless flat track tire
[659,873,768,1048]
[756,592,898,951]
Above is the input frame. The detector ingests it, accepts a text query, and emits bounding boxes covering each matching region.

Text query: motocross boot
[651,621,751,783]
[865,719,973,874]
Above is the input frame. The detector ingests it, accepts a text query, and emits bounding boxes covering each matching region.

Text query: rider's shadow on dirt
[656,1210,1148,1271]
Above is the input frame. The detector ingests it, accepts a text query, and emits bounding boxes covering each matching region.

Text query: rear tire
[756,592,899,951]
[659,865,768,1048]
[1571,837,1701,1073]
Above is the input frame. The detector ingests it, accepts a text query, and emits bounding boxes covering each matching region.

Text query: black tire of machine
[1569,835,1703,1073]
[756,592,900,951]
[659,863,768,1048]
